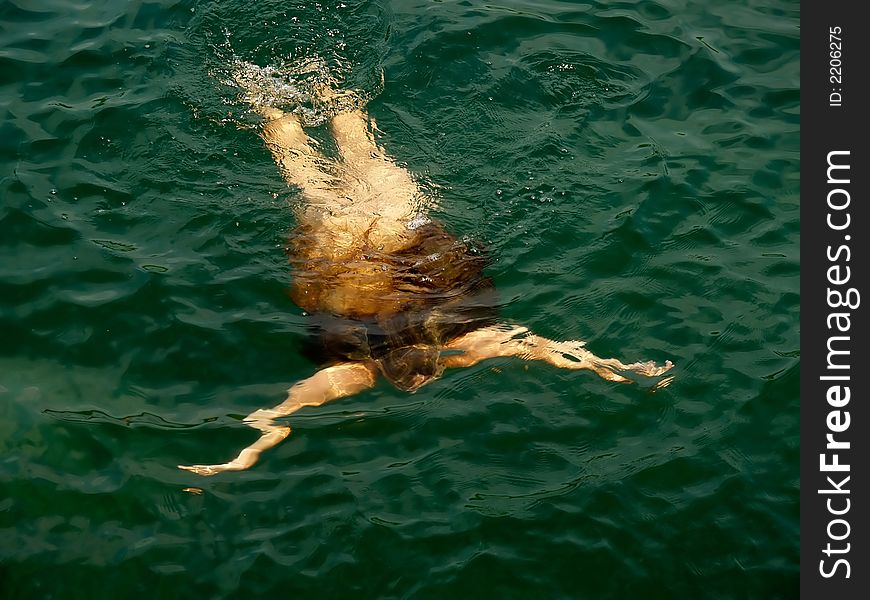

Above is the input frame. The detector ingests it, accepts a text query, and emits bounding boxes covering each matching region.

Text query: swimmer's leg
[330,108,388,164]
[179,361,378,476]
[330,108,423,210]
[232,66,341,202]
[259,111,343,201]
[443,325,674,389]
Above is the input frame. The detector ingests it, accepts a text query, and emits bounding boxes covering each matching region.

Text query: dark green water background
[1,0,799,597]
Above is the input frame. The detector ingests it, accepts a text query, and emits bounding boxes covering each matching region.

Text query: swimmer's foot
[307,63,379,115]
[229,58,366,124]
[230,59,310,120]
[309,81,366,117]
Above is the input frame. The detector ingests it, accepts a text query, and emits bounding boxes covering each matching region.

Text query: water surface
[1,0,799,597]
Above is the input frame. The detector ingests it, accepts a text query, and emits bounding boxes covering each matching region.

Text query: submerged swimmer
[179,63,674,476]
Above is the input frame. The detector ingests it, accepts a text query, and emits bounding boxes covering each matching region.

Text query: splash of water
[210,30,380,127]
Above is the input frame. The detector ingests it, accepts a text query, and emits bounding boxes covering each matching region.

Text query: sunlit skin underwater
[176,59,674,476]
[0,0,798,597]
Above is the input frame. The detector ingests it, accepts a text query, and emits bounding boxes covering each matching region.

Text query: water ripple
[1,0,799,596]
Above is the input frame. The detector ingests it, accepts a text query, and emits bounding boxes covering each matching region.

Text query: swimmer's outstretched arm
[178,361,378,476]
[442,325,674,388]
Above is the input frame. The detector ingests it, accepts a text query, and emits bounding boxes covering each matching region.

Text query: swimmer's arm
[179,361,378,476]
[442,325,673,387]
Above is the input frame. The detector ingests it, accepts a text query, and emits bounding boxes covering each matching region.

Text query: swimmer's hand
[443,325,675,390]
[178,362,378,476]
[542,339,674,390]
[178,425,292,476]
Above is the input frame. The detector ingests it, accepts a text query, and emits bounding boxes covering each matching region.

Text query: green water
[1,0,799,597]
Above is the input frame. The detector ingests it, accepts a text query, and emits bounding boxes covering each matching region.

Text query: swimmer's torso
[262,95,499,386]
[289,218,497,375]
[289,216,486,317]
